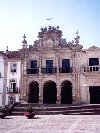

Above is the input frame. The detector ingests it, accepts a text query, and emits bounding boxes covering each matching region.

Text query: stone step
[16,103,100,107]
[12,110,100,116]
[11,103,100,115]
[14,104,100,111]
[13,107,100,112]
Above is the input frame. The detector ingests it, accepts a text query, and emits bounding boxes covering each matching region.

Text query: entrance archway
[61,80,72,104]
[43,80,57,104]
[28,81,39,103]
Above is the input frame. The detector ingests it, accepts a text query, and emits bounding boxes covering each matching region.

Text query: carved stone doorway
[61,80,72,104]
[28,81,39,103]
[43,80,57,104]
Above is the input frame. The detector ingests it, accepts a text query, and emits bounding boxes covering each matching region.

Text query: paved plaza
[0,115,100,133]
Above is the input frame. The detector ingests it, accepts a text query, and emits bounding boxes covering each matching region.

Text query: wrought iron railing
[59,67,73,73]
[41,68,57,74]
[27,67,73,74]
[27,68,39,74]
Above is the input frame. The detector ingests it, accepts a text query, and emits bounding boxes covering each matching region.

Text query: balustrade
[7,87,20,93]
[83,66,100,73]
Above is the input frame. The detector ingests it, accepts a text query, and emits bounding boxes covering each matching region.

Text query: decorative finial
[23,34,26,39]
[22,34,28,48]
[76,30,79,37]
[6,46,8,52]
[74,30,80,44]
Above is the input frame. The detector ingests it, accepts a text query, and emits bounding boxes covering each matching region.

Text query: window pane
[31,60,37,68]
[10,63,17,72]
[46,60,53,68]
[89,58,99,66]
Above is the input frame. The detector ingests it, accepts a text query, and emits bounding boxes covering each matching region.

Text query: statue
[40,27,44,32]
[57,25,59,29]
[48,25,52,31]
[71,40,74,44]
[40,27,47,32]
[52,26,56,30]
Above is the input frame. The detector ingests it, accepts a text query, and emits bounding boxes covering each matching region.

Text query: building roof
[0,51,6,57]
[6,51,21,59]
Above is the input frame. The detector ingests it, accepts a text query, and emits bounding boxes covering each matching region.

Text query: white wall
[0,95,2,106]
[0,55,5,106]
[6,60,21,104]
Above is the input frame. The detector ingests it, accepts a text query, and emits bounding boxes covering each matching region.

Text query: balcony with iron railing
[59,67,73,73]
[41,68,57,74]
[83,65,100,74]
[7,87,20,94]
[27,68,39,74]
[27,67,74,74]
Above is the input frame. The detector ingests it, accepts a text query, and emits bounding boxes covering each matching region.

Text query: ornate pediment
[46,39,54,47]
[36,26,62,48]
[38,25,62,39]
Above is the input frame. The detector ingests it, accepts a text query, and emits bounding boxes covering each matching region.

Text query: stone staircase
[11,103,100,115]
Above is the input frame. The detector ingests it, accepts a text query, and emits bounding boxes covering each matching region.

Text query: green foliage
[0,107,7,114]
[26,106,33,113]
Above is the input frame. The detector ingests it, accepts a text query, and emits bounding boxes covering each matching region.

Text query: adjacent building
[0,52,6,106]
[5,51,21,105]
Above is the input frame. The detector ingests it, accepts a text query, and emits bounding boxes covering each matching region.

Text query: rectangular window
[46,60,53,73]
[89,58,99,71]
[46,60,53,68]
[31,60,37,68]
[62,59,70,73]
[10,64,17,72]
[89,58,99,66]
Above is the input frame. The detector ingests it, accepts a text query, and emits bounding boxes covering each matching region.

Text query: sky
[0,0,100,51]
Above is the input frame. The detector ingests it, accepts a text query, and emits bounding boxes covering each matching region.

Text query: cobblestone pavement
[0,115,100,133]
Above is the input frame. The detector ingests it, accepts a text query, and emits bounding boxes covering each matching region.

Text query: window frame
[10,63,17,73]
